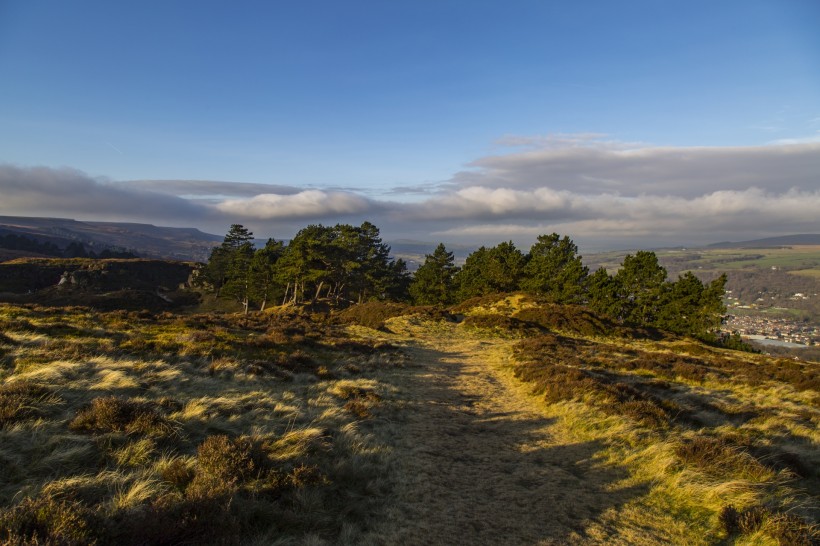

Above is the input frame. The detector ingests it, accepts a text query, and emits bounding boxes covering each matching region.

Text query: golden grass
[0,300,817,544]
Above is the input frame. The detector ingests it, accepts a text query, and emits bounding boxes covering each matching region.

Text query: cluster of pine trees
[203,224,726,340]
[412,235,727,340]
[200,223,410,314]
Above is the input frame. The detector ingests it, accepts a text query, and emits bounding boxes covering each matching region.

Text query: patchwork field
[0,297,818,544]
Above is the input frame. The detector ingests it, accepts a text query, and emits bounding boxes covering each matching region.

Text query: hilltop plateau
[0,294,817,545]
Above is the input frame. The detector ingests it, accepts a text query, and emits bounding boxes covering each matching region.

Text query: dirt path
[363,325,645,545]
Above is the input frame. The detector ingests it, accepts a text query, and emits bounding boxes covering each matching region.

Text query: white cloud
[454,139,820,197]
[214,190,371,219]
[427,187,820,245]
[2,135,819,249]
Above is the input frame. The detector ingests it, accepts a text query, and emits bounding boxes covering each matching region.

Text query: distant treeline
[0,233,137,259]
[203,223,727,341]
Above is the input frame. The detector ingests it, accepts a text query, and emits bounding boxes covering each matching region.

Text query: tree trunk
[282,283,290,306]
[312,280,324,304]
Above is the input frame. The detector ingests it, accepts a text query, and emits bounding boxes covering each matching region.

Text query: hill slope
[0,216,221,261]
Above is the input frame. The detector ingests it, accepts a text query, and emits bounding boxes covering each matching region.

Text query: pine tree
[409,243,459,305]
[249,238,284,312]
[456,241,526,300]
[204,224,255,298]
[613,251,667,325]
[221,242,255,314]
[521,233,588,303]
[587,267,620,318]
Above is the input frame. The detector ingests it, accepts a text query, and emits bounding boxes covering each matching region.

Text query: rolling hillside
[0,216,221,262]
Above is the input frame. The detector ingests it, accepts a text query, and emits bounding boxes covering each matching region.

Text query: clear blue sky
[1,1,818,248]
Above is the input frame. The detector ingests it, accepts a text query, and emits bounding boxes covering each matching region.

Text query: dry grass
[0,303,404,544]
[0,299,817,544]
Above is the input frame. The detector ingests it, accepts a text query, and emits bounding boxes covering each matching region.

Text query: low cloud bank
[1,136,818,248]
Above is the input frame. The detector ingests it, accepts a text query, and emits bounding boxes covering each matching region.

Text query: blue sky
[0,1,818,249]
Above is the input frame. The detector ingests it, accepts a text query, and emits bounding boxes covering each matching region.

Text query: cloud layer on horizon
[1,136,818,249]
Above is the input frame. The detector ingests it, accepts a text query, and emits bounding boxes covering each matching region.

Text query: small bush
[69,396,176,438]
[161,458,196,491]
[0,381,56,428]
[720,505,818,545]
[336,302,410,330]
[190,435,259,494]
[675,436,770,481]
[0,495,102,545]
[513,305,616,337]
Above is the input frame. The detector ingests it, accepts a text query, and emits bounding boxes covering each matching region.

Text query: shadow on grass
[370,345,652,545]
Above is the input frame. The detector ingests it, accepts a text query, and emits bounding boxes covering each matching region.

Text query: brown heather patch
[512,355,676,429]
[336,301,457,331]
[513,304,618,337]
[190,434,260,492]
[674,435,771,481]
[333,385,383,419]
[0,381,57,428]
[69,396,177,438]
[336,301,412,330]
[0,495,104,545]
[461,313,540,336]
[720,505,819,545]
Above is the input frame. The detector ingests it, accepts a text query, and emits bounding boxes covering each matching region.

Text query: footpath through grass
[0,298,817,544]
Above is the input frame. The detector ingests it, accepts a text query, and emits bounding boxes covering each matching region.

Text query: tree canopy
[202,222,728,341]
[409,243,458,305]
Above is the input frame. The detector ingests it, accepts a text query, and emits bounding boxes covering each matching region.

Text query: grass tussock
[0,303,398,544]
[0,381,58,428]
[69,396,178,438]
[331,384,383,419]
[674,435,772,481]
[720,504,819,545]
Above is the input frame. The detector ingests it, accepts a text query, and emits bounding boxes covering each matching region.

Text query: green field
[586,245,820,275]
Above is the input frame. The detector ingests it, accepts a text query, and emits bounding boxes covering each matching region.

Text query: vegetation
[408,243,458,305]
[0,287,817,543]
[204,223,410,313]
[0,232,137,260]
[0,304,404,544]
[2,225,817,544]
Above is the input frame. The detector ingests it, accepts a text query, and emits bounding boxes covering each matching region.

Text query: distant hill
[707,234,820,249]
[0,216,222,262]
